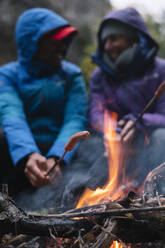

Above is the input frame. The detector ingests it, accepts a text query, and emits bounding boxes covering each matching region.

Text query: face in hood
[99,8,158,46]
[15,8,69,66]
[92,8,159,79]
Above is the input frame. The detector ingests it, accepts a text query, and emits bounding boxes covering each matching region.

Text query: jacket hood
[99,8,158,47]
[15,8,69,71]
[93,8,159,79]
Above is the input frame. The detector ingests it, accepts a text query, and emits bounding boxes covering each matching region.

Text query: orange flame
[110,240,123,248]
[53,238,70,248]
[76,111,129,208]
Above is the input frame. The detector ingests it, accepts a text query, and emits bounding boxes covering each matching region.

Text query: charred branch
[0,192,94,238]
[1,189,165,246]
[31,205,165,219]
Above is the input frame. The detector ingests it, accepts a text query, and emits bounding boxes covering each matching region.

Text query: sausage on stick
[46,131,90,176]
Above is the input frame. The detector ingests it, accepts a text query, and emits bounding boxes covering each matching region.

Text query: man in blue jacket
[0,8,87,195]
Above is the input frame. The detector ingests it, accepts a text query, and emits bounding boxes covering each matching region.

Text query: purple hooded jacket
[89,8,165,133]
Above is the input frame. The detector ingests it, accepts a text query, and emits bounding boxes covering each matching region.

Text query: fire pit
[1,186,165,247]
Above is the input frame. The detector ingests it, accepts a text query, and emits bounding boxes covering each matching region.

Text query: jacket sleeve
[88,70,106,132]
[46,72,87,164]
[0,70,40,165]
[123,84,165,130]
[141,93,165,128]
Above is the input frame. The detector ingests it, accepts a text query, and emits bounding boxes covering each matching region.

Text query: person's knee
[151,128,165,145]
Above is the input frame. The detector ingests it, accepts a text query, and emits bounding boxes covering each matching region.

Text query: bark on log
[145,162,165,198]
[0,192,94,238]
[1,191,165,245]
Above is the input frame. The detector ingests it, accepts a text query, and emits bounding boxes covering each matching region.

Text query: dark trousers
[14,132,107,212]
[85,128,165,189]
[0,128,53,197]
[0,128,32,196]
[61,128,165,209]
[2,128,165,212]
[124,128,165,186]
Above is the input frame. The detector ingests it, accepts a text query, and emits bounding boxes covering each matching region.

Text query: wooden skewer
[46,131,91,176]
[121,81,165,140]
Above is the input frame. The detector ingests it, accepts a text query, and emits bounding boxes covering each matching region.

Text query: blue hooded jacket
[0,8,87,165]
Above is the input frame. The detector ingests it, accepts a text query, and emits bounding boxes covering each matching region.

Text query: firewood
[1,190,165,246]
[144,162,165,198]
[71,219,117,248]
[30,205,165,219]
[0,192,94,238]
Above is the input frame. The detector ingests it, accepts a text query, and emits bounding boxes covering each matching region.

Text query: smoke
[14,128,165,212]
[14,134,108,212]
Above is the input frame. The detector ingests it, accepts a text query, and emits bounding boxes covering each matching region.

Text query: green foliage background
[145,12,165,59]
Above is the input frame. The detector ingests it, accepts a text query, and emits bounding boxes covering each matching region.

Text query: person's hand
[24,152,50,187]
[46,157,62,184]
[118,119,136,144]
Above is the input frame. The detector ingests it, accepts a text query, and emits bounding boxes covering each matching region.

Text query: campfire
[1,83,165,247]
[75,110,134,247]
[77,111,135,209]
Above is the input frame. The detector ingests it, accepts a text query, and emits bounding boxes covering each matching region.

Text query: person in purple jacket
[87,7,165,189]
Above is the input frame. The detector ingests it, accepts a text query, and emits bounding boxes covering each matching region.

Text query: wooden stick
[30,205,165,219]
[46,131,90,176]
[121,81,165,140]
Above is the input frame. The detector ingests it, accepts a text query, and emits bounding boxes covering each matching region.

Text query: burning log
[0,191,94,238]
[144,162,165,199]
[1,187,165,247]
[70,218,118,248]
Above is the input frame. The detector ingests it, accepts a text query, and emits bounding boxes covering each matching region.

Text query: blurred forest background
[1,0,165,85]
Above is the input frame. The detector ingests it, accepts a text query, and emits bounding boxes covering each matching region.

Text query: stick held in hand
[121,81,165,141]
[46,131,91,176]
[155,81,165,98]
